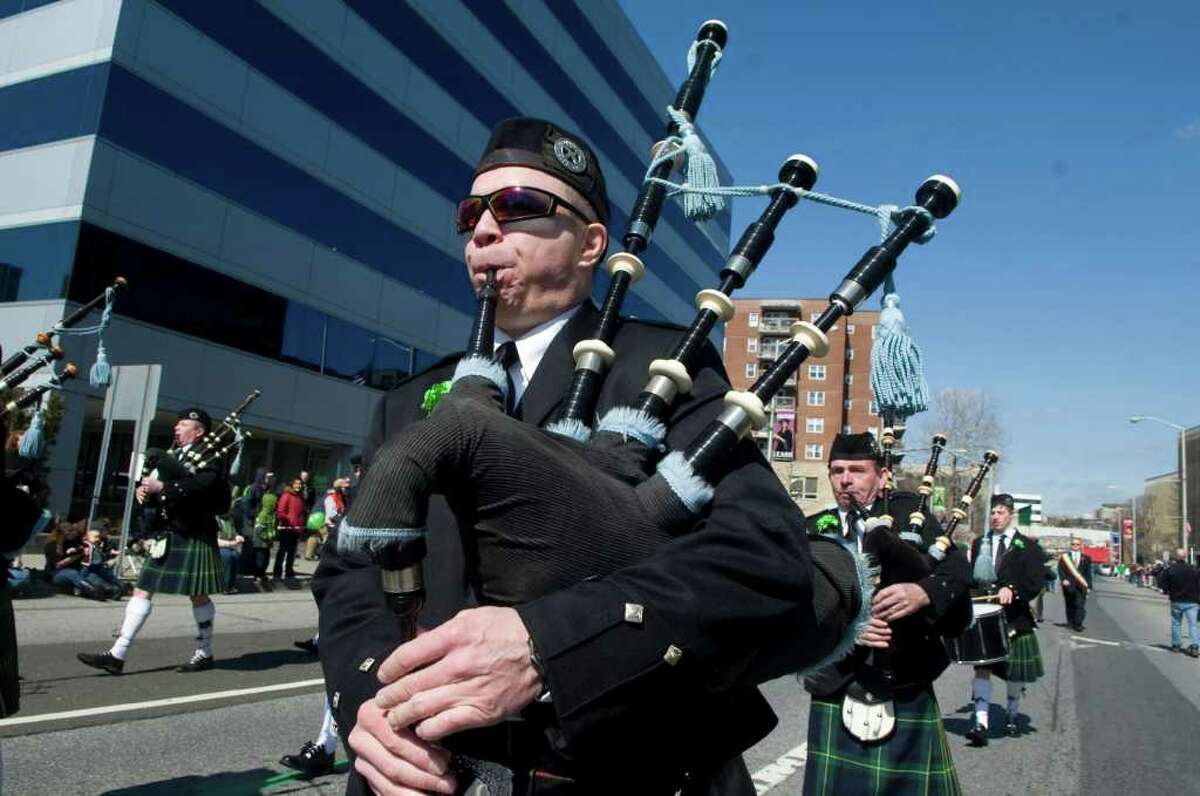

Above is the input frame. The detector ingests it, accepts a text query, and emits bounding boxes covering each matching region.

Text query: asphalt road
[2,576,1197,795]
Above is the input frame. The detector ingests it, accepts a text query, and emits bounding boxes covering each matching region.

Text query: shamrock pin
[1012,538,1026,550]
[421,381,452,415]
[816,514,841,534]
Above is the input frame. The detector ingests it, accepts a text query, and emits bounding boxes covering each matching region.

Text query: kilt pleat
[803,687,962,796]
[137,530,222,596]
[993,630,1043,683]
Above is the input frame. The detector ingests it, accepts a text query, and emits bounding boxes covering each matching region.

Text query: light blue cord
[18,379,64,459]
[54,287,116,387]
[642,158,939,422]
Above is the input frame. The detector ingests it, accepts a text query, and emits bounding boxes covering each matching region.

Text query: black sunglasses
[456,186,590,234]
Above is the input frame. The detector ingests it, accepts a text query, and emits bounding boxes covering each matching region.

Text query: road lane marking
[1070,635,1120,646]
[0,678,325,727]
[752,742,807,794]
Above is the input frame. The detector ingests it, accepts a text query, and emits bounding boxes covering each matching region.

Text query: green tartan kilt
[992,630,1044,683]
[803,686,962,796]
[137,529,222,596]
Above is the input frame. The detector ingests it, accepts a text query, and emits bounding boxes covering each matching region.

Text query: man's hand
[871,582,932,622]
[375,606,542,742]
[857,615,892,649]
[349,699,456,795]
[136,478,164,505]
[998,586,1015,605]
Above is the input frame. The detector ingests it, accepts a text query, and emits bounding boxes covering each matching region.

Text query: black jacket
[314,302,821,791]
[1160,560,1200,604]
[1057,551,1093,591]
[970,530,1046,634]
[802,492,972,695]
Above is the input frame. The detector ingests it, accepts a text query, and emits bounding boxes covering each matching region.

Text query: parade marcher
[78,408,230,675]
[966,494,1046,744]
[314,117,822,795]
[1159,548,1200,656]
[1058,536,1093,632]
[802,432,971,794]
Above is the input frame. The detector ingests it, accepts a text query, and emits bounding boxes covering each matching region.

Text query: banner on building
[772,411,794,461]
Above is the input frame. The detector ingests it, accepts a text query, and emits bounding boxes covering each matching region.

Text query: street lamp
[1129,415,1189,553]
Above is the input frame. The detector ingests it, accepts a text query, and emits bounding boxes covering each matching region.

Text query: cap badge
[553,137,587,174]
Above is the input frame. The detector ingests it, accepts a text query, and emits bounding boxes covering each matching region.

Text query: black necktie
[994,533,1007,568]
[494,341,520,415]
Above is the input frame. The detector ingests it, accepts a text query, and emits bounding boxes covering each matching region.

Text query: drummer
[966,493,1047,745]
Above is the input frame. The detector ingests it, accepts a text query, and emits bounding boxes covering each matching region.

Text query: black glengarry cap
[829,432,883,465]
[475,117,609,224]
[178,407,212,432]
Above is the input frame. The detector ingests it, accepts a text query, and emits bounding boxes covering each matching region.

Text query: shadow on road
[214,648,314,672]
[942,707,1039,740]
[99,767,277,796]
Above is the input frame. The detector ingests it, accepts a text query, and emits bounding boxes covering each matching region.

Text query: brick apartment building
[724,298,882,515]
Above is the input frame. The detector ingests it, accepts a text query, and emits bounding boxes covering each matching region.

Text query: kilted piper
[802,433,972,795]
[78,408,230,675]
[966,493,1046,744]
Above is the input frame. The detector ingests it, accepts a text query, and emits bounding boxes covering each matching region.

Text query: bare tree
[905,389,1007,543]
[921,388,1006,456]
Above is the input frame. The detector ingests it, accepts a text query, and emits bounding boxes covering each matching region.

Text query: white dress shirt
[494,304,581,408]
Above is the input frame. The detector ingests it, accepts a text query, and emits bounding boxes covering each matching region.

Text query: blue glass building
[0,0,730,517]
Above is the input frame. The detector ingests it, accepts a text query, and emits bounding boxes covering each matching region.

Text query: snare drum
[945,603,1010,665]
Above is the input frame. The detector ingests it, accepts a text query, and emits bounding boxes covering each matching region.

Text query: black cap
[350,453,363,466]
[177,407,212,432]
[475,117,609,224]
[829,432,883,465]
[991,493,1015,510]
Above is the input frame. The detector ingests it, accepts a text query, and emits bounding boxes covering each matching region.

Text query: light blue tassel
[89,338,111,388]
[229,431,244,478]
[665,107,723,221]
[869,291,929,421]
[88,287,115,388]
[18,399,47,459]
[544,418,592,443]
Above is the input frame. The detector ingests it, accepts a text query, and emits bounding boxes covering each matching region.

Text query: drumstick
[972,594,1002,602]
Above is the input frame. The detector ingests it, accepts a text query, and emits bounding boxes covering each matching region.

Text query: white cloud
[1176,117,1200,140]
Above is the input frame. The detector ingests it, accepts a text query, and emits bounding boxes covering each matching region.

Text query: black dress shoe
[294,638,319,655]
[176,653,215,673]
[78,651,124,676]
[280,741,335,777]
[1005,716,1020,737]
[966,724,989,747]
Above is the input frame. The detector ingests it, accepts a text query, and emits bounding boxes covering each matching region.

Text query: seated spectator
[44,523,85,594]
[216,514,244,596]
[79,527,122,601]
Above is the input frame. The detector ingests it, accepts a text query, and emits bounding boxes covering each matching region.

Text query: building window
[869,400,879,416]
[747,337,758,353]
[806,417,824,433]
[844,399,853,411]
[805,443,823,460]
[748,312,759,328]
[807,391,825,406]
[845,374,853,385]
[847,324,856,334]
[746,363,757,378]
[803,476,819,499]
[847,348,855,360]
[808,365,826,380]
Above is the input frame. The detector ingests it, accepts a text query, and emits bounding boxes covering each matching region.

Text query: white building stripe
[0,678,326,728]
[0,0,119,89]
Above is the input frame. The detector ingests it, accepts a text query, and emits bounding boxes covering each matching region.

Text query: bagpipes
[340,19,961,673]
[138,390,261,485]
[2,281,126,552]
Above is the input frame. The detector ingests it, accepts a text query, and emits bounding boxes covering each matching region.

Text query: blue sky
[617,0,1200,515]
